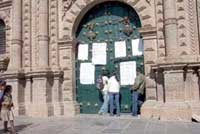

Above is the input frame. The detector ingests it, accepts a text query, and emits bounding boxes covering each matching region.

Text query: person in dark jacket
[130,68,145,116]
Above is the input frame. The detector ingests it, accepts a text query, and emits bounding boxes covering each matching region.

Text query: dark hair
[102,69,109,76]
[0,80,6,86]
[4,85,12,93]
[136,68,142,73]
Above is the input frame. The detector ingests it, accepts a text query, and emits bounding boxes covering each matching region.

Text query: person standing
[0,80,6,121]
[130,68,145,116]
[108,72,120,116]
[98,71,109,115]
[1,85,16,133]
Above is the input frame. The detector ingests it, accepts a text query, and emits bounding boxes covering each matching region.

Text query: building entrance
[75,1,144,113]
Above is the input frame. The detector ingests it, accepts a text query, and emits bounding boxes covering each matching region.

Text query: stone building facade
[0,0,200,121]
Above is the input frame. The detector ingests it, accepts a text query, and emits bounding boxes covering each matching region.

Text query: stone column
[38,0,49,68]
[10,0,22,70]
[163,0,178,58]
[58,40,80,117]
[29,0,50,117]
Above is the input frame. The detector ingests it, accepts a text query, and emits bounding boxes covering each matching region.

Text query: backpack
[96,76,104,90]
[0,91,4,111]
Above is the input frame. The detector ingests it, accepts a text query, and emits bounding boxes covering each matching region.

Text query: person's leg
[103,93,109,113]
[10,120,16,134]
[109,93,114,116]
[115,93,120,116]
[4,121,8,132]
[138,94,144,114]
[98,93,105,114]
[99,93,109,114]
[132,91,139,116]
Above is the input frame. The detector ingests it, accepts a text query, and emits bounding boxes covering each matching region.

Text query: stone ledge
[141,101,193,122]
[13,101,80,118]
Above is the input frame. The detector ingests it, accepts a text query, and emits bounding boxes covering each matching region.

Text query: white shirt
[102,76,109,93]
[108,76,120,93]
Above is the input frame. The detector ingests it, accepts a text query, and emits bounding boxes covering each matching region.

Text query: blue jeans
[109,92,120,116]
[132,91,142,116]
[99,93,109,114]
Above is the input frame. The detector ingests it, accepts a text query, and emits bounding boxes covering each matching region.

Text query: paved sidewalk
[0,114,200,134]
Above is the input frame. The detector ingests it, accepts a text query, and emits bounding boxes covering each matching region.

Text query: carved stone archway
[62,0,156,40]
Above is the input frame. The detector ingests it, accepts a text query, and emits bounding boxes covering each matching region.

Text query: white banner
[120,61,136,85]
[78,44,89,60]
[80,63,95,84]
[132,39,143,56]
[92,43,107,65]
[115,41,126,58]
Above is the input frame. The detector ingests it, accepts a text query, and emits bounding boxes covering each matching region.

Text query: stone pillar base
[160,102,191,122]
[13,101,80,118]
[189,102,200,115]
[141,101,192,122]
[62,101,80,117]
[141,100,164,120]
[141,100,157,119]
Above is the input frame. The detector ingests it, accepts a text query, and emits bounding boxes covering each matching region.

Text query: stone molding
[61,0,156,40]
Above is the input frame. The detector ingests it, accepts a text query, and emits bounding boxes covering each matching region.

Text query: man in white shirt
[108,72,120,116]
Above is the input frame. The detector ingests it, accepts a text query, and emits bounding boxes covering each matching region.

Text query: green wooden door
[75,1,144,114]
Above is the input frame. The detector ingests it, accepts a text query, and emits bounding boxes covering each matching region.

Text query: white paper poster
[132,39,143,56]
[80,63,95,84]
[92,43,107,65]
[115,41,126,58]
[120,61,136,85]
[78,44,88,60]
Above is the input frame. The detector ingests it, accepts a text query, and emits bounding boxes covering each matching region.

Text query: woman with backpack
[1,85,16,133]
[98,70,109,115]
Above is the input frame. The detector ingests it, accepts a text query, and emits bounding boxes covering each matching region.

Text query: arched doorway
[75,1,144,114]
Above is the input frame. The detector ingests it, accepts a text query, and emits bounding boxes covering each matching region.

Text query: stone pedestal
[160,102,191,122]
[141,101,164,120]
[141,100,157,119]
[189,102,200,115]
[62,101,80,117]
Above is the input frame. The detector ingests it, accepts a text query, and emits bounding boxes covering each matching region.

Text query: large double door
[75,1,144,113]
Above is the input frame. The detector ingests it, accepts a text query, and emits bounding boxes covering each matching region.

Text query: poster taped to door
[78,44,89,60]
[131,39,143,56]
[114,41,126,58]
[120,61,136,85]
[92,43,107,65]
[80,63,95,84]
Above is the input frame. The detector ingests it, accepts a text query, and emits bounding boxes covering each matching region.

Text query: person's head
[4,85,12,94]
[102,69,109,76]
[0,80,6,91]
[136,68,142,75]
[110,71,119,81]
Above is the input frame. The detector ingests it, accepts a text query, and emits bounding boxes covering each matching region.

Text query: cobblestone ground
[0,114,200,134]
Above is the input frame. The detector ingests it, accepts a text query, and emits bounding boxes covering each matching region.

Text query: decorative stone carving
[188,0,199,54]
[63,0,75,11]
[155,0,165,57]
[50,0,59,68]
[23,0,31,69]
